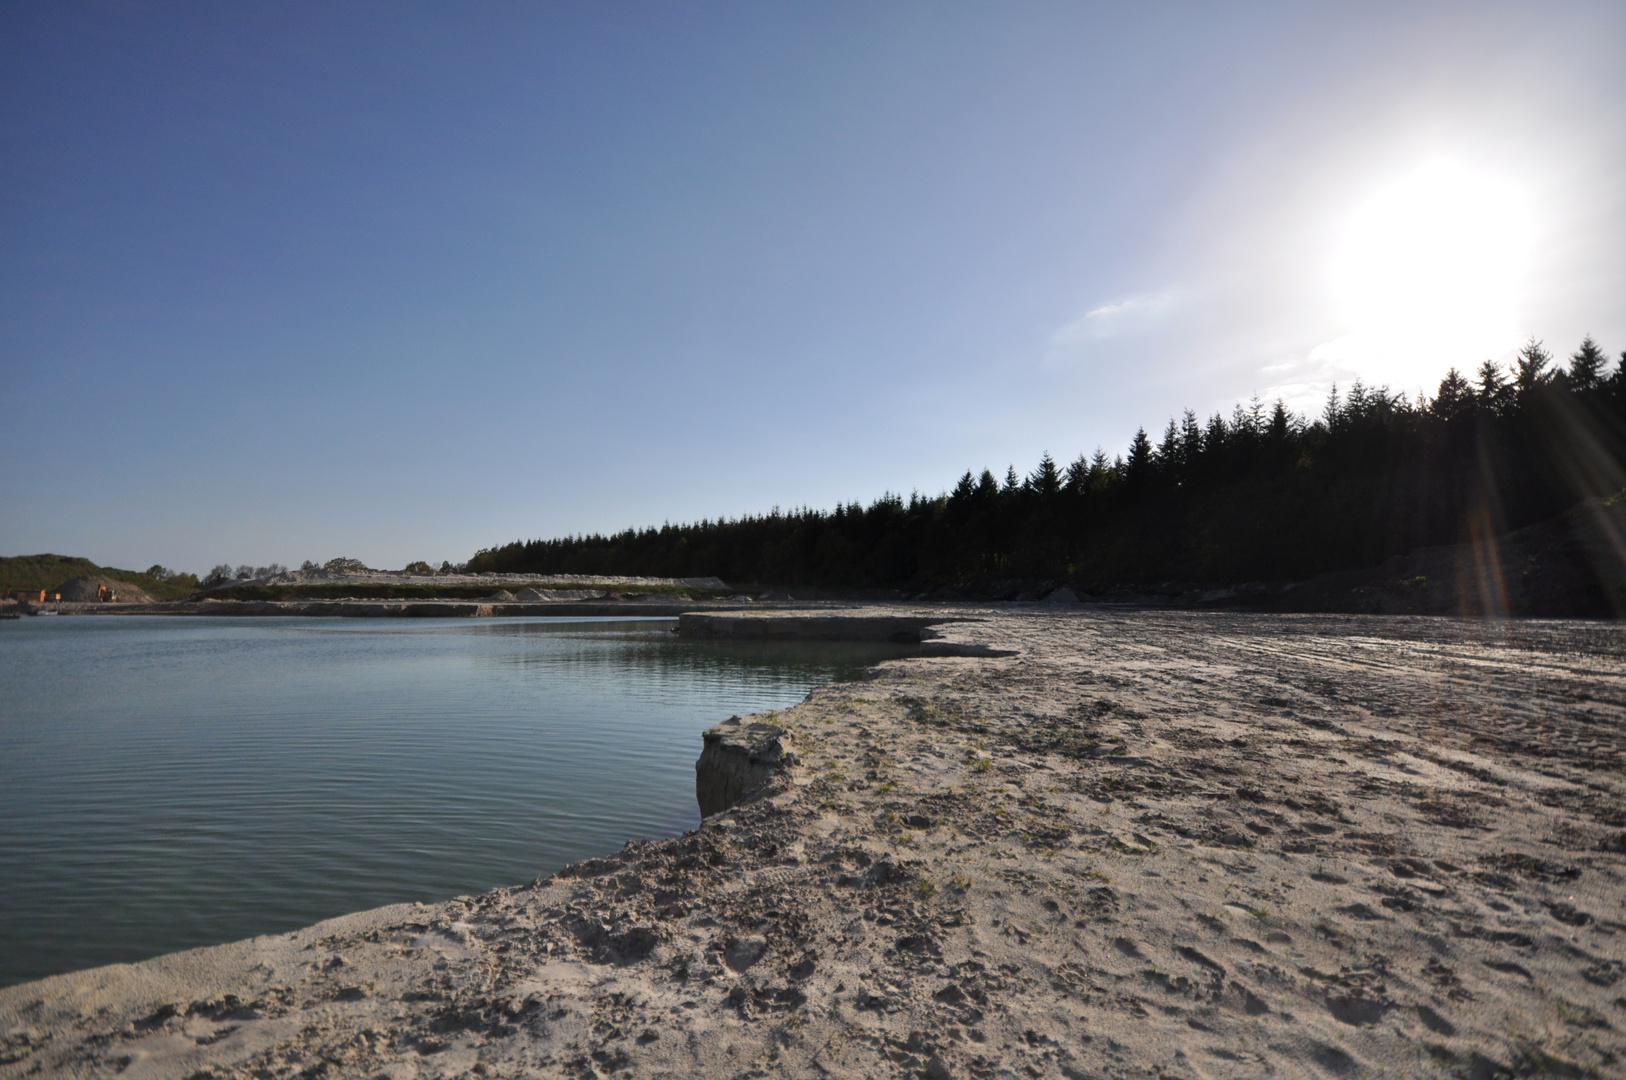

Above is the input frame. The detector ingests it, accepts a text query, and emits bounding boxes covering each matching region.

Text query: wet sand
[3,609,1624,1079]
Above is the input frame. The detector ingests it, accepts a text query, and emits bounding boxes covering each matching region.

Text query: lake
[0,615,908,988]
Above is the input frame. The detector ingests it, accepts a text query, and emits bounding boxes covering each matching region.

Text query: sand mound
[54,575,155,603]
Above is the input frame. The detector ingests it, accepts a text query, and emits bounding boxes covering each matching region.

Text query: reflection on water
[0,616,911,987]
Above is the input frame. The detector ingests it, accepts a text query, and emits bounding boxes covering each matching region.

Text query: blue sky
[3,2,1623,572]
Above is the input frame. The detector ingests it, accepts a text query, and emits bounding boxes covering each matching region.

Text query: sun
[1325,158,1534,391]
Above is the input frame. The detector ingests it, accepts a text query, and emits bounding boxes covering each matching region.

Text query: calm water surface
[0,615,909,987]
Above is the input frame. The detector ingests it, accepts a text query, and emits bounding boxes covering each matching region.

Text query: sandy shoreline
[3,609,1624,1078]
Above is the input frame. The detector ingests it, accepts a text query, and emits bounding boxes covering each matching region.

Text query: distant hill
[0,555,199,601]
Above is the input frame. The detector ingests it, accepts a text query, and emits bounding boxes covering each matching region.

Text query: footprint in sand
[1112,936,1143,958]
[1416,1004,1456,1036]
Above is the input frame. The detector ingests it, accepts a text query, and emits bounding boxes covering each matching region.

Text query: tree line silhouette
[469,337,1626,590]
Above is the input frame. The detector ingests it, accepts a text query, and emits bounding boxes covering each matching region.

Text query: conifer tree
[1064,455,1090,494]
[1268,400,1291,442]
[1179,410,1202,475]
[1321,384,1341,429]
[1569,336,1608,389]
[1030,453,1060,497]
[1476,360,1510,411]
[1345,380,1371,419]
[1089,449,1111,493]
[1515,338,1552,394]
[1126,428,1153,486]
[1158,419,1179,469]
[1431,368,1473,421]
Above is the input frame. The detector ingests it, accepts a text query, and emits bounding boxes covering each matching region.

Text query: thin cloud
[1051,293,1177,344]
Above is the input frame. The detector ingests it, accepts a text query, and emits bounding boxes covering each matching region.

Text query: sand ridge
[3,609,1624,1079]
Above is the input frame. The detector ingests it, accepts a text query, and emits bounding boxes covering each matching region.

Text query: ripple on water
[0,615,910,986]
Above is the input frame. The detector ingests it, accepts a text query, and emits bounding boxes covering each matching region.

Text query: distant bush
[231,563,287,580]
[160,571,200,593]
[402,560,434,574]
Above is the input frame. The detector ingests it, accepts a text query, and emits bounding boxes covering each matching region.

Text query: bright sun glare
[1325,158,1534,391]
